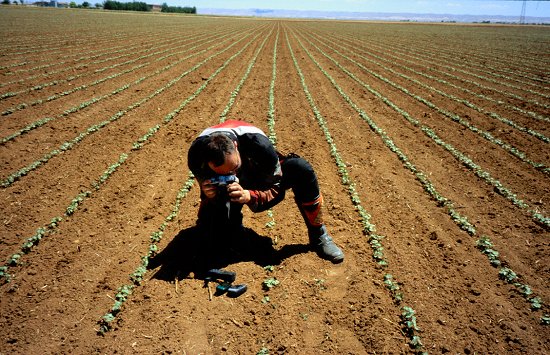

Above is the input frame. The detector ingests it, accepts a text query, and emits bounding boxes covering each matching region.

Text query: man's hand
[227,182,251,204]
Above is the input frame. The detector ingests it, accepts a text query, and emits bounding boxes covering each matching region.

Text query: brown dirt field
[0,7,548,354]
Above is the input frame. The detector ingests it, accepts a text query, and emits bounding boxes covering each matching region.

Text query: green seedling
[263,277,279,290]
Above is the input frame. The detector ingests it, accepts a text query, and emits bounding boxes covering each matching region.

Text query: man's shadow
[148,226,310,282]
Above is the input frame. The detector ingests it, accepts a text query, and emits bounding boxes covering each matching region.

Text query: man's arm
[238,133,284,212]
[247,184,284,212]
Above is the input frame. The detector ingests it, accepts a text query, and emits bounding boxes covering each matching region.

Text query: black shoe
[309,226,344,263]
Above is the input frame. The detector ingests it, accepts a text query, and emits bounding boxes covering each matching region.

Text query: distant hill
[198,8,550,24]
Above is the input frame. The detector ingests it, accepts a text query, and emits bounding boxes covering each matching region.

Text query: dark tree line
[103,0,150,11]
[102,1,196,13]
[160,3,196,13]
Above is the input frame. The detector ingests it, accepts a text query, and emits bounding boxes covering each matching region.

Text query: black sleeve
[238,133,283,212]
[238,133,281,187]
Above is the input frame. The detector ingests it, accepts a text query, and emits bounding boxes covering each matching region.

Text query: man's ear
[233,141,238,150]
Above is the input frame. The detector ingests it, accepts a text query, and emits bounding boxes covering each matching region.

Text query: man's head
[205,133,241,175]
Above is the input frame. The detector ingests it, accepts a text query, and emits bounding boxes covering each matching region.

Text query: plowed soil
[0,7,548,354]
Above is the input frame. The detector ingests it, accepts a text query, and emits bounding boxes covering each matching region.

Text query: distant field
[0,6,548,354]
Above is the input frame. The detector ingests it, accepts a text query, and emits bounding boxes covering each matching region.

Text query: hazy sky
[192,0,550,17]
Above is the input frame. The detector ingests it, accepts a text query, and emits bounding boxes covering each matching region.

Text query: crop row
[317,27,550,113]
[298,27,549,125]
[0,32,192,105]
[0,150,128,283]
[0,39,156,90]
[218,27,273,122]
[385,38,548,91]
[0,20,222,71]
[312,32,549,143]
[98,28,270,333]
[0,28,243,141]
[286,30,427,353]
[1,25,265,283]
[327,33,549,124]
[0,25,136,58]
[297,30,549,229]
[0,30,261,269]
[347,26,550,87]
[288,27,548,323]
[326,29,550,114]
[0,34,133,71]
[97,173,195,334]
[0,29,258,187]
[264,28,280,233]
[0,29,215,102]
[307,32,549,174]
[0,27,209,90]
[363,35,550,108]
[0,32,169,79]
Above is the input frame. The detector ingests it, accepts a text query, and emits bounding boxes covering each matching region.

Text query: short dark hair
[205,133,236,167]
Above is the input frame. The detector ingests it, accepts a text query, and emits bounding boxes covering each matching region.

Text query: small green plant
[476,236,501,266]
[401,306,420,332]
[499,268,518,283]
[0,266,11,283]
[410,335,423,350]
[384,274,403,303]
[529,297,542,310]
[262,277,280,290]
[314,278,327,290]
[398,305,426,352]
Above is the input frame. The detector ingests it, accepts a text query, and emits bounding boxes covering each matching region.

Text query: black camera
[209,175,237,199]
[209,175,237,186]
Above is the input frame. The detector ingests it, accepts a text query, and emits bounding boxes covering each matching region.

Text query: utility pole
[520,0,527,24]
